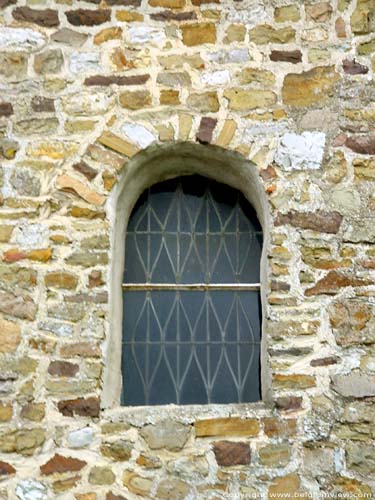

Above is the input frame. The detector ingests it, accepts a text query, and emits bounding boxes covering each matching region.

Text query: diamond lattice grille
[121,176,262,405]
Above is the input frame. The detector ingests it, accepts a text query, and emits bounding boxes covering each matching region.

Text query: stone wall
[0,0,375,498]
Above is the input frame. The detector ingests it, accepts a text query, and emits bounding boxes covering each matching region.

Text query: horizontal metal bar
[122,283,261,291]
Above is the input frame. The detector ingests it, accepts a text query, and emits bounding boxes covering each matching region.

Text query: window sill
[102,400,273,426]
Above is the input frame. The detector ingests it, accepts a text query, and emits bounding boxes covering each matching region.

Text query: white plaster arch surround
[103,141,271,411]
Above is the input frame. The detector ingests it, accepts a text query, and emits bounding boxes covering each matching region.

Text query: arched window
[121,175,263,406]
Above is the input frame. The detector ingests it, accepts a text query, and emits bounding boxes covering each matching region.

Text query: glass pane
[123,175,263,284]
[121,175,263,406]
[121,290,261,405]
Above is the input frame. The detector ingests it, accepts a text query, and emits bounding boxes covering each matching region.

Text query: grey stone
[343,219,375,243]
[10,169,41,196]
[0,28,46,52]
[140,421,190,451]
[51,28,88,47]
[67,427,94,448]
[15,223,49,250]
[346,442,375,475]
[16,479,47,500]
[47,303,85,322]
[39,321,74,337]
[156,72,191,87]
[331,372,375,398]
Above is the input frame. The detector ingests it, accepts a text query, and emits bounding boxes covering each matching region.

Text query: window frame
[103,142,271,413]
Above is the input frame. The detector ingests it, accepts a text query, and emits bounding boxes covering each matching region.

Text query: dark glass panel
[122,290,261,405]
[121,175,263,406]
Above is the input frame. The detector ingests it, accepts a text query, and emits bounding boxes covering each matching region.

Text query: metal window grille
[121,175,262,405]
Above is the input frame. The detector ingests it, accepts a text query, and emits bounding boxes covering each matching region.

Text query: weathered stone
[57,397,100,417]
[69,52,100,74]
[34,50,63,75]
[344,219,375,243]
[274,374,316,389]
[123,472,153,496]
[160,89,180,105]
[353,159,375,181]
[225,88,277,111]
[13,7,59,27]
[197,117,217,144]
[0,102,13,117]
[275,396,303,412]
[149,0,185,7]
[0,28,46,52]
[343,59,369,75]
[0,226,14,243]
[94,27,122,45]
[73,161,97,181]
[60,342,100,358]
[187,91,219,112]
[249,24,295,44]
[0,460,15,476]
[346,442,375,475]
[328,299,375,347]
[53,475,81,493]
[268,474,305,499]
[56,174,105,206]
[0,318,21,353]
[116,10,144,21]
[140,421,190,451]
[126,25,166,45]
[85,74,149,86]
[195,418,259,437]
[275,210,342,234]
[259,443,291,466]
[0,403,12,422]
[48,302,85,322]
[31,96,55,113]
[0,138,19,159]
[335,17,347,37]
[52,28,88,47]
[106,493,126,500]
[66,9,111,26]
[305,271,372,296]
[101,440,133,461]
[136,454,162,469]
[274,5,300,22]
[0,428,45,456]
[0,53,27,81]
[213,441,250,466]
[282,66,340,107]
[350,0,375,34]
[119,90,152,110]
[89,467,115,485]
[20,403,45,422]
[181,23,216,46]
[41,454,86,475]
[48,361,79,377]
[346,135,375,155]
[270,50,302,63]
[0,291,36,321]
[276,132,325,170]
[311,356,339,367]
[306,2,332,21]
[151,10,196,21]
[16,480,47,500]
[331,372,375,398]
[263,418,297,437]
[156,478,192,499]
[157,71,191,87]
[45,272,78,290]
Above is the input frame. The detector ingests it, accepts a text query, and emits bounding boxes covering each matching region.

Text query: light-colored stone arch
[102,140,271,409]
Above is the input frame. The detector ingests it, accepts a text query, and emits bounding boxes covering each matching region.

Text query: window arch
[121,175,263,406]
[103,142,270,409]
